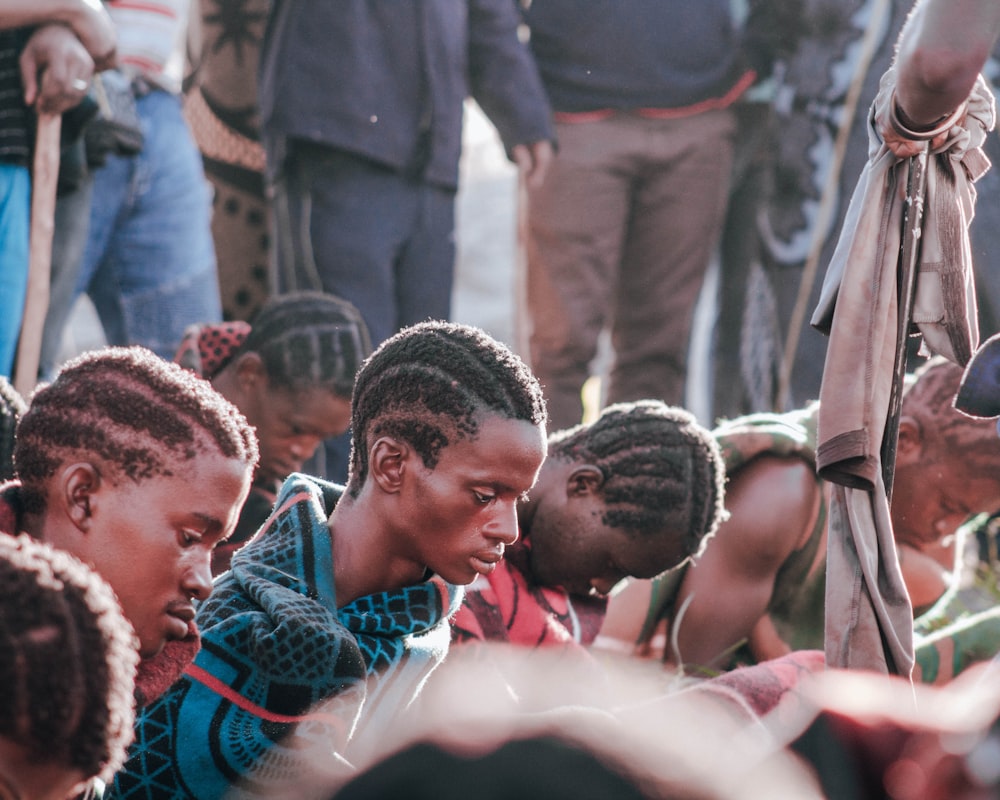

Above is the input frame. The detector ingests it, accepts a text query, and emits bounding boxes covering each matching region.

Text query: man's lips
[471,549,504,576]
[166,605,196,640]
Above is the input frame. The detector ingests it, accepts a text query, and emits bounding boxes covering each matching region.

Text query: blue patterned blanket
[108,473,462,799]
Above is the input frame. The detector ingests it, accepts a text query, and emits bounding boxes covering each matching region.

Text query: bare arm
[0,0,115,68]
[897,543,950,616]
[913,606,1000,684]
[667,457,819,671]
[893,0,1000,128]
[595,576,656,655]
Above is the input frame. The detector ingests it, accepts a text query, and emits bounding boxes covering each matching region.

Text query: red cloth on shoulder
[452,539,607,649]
[134,623,201,706]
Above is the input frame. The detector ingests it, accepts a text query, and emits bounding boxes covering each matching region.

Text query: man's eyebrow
[189,512,225,532]
[494,480,525,496]
[471,478,527,499]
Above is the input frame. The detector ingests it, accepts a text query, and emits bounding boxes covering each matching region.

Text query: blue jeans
[0,164,29,377]
[76,89,222,358]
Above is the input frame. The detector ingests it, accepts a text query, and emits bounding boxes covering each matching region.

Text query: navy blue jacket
[258,0,555,190]
[521,0,749,112]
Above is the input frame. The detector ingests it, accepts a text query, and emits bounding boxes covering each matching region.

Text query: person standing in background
[710,1,806,420]
[183,0,273,324]
[257,1,555,483]
[260,1,554,349]
[42,0,225,366]
[0,0,116,378]
[518,1,755,431]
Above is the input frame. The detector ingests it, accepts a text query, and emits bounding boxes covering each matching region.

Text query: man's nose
[486,502,520,546]
[183,556,214,601]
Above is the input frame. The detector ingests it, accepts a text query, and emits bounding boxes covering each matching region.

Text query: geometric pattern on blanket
[108,474,461,800]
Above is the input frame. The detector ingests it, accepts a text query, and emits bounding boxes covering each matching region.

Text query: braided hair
[0,376,25,482]
[347,321,547,497]
[238,291,372,397]
[15,346,259,514]
[0,533,138,782]
[548,400,727,558]
[904,356,1000,474]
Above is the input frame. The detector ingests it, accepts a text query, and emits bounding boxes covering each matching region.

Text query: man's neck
[329,493,427,607]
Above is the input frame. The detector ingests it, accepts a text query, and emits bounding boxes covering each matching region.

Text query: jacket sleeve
[466,0,555,155]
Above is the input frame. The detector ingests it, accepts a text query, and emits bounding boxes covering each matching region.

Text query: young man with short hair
[110,321,549,800]
[452,400,727,650]
[3,345,258,706]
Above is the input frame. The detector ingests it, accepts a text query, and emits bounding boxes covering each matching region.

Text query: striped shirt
[0,29,31,166]
[106,0,189,94]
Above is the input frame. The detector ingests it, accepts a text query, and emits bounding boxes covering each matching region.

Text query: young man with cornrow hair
[0,533,138,800]
[174,291,373,573]
[110,321,549,800]
[4,345,257,706]
[452,400,727,650]
[600,358,1000,682]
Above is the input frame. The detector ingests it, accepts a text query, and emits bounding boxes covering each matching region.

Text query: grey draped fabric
[811,67,995,674]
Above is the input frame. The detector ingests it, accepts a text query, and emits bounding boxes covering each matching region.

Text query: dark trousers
[269,140,456,347]
[268,139,457,482]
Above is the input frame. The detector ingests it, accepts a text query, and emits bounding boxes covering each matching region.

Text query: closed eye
[180,529,203,547]
[942,501,970,518]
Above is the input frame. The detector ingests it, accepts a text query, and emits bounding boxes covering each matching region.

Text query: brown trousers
[522,109,736,430]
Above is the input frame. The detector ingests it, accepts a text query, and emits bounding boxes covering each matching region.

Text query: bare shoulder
[721,455,820,568]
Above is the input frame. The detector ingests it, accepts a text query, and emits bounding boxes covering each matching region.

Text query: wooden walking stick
[14,112,61,398]
[880,148,929,503]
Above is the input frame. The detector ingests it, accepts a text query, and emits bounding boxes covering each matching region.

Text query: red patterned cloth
[452,537,607,650]
[680,650,826,720]
[133,623,201,707]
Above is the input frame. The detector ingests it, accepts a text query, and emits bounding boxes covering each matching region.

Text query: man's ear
[567,465,604,497]
[60,463,102,532]
[369,437,409,495]
[895,415,924,462]
[233,352,268,392]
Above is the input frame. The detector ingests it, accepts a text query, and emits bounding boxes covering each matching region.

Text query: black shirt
[0,29,31,167]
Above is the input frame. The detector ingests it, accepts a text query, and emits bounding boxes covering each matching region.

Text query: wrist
[889,92,966,140]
